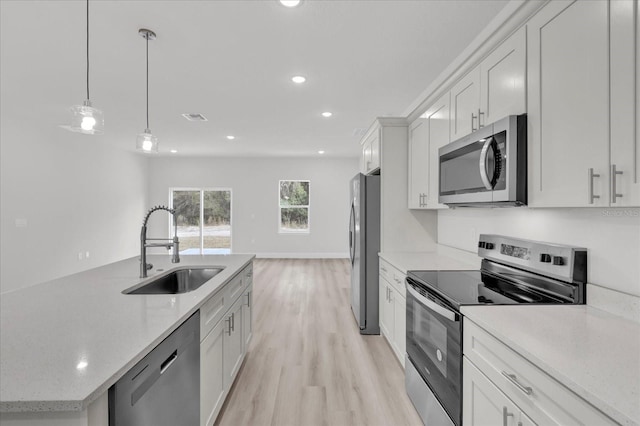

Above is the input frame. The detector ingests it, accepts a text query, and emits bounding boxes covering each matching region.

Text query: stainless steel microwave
[438,114,527,207]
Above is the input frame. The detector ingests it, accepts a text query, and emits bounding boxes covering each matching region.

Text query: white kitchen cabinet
[451,26,526,141]
[200,262,253,426]
[379,259,406,368]
[242,282,253,348]
[361,129,381,175]
[463,318,616,426]
[408,118,429,209]
[223,296,245,390]
[200,320,225,426]
[408,92,451,210]
[610,0,640,206]
[527,0,612,207]
[463,358,535,426]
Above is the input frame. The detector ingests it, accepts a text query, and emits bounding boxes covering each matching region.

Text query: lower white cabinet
[463,319,616,426]
[200,263,253,426]
[200,320,225,426]
[379,258,406,367]
[464,357,535,426]
[223,296,245,389]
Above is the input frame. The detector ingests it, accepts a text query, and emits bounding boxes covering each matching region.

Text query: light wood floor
[215,258,422,426]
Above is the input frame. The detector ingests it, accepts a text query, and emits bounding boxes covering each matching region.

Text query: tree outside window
[279,180,310,233]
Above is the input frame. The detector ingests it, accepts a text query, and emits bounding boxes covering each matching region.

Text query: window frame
[278,179,311,234]
[169,187,233,254]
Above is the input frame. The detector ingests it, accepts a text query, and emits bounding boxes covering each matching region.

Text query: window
[279,180,310,233]
[170,188,232,254]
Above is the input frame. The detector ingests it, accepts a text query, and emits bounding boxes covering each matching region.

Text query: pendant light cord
[86,0,90,101]
[146,34,149,130]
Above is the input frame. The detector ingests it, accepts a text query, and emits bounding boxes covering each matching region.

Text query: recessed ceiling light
[321,112,332,118]
[318,150,325,154]
[226,135,235,140]
[170,149,177,153]
[279,0,302,7]
[291,75,306,84]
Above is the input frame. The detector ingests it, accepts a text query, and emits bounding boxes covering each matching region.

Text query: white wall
[0,121,148,294]
[146,156,359,257]
[438,208,640,297]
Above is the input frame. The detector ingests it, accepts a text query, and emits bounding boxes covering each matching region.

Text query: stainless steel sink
[123,267,225,295]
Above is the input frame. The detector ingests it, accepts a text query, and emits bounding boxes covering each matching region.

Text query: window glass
[279,180,310,233]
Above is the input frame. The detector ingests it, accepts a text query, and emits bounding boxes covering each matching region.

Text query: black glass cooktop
[407,269,568,310]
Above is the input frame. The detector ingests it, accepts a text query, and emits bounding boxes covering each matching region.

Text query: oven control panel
[477,234,587,284]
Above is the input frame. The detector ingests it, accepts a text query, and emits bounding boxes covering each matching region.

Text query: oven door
[406,278,462,426]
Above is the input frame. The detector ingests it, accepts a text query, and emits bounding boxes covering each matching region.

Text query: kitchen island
[0,254,254,425]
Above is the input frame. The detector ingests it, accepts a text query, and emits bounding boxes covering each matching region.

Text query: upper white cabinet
[451,26,526,141]
[408,92,450,209]
[361,129,381,175]
[610,0,640,206]
[528,0,639,207]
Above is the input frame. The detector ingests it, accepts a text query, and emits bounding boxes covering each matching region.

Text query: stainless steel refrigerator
[348,173,380,335]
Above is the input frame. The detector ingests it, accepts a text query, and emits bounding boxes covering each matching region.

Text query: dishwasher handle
[160,350,178,374]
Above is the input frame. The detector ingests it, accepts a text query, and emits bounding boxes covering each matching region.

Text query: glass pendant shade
[69,100,104,134]
[136,129,159,153]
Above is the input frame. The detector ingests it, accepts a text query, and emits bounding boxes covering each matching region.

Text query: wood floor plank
[214,258,422,426]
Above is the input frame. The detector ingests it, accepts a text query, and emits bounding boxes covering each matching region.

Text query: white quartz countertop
[379,245,481,273]
[461,305,640,426]
[0,254,254,413]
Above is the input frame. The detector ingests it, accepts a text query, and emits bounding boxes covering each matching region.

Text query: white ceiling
[1,0,509,158]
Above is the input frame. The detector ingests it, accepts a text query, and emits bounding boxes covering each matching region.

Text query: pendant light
[68,0,104,134]
[136,28,158,153]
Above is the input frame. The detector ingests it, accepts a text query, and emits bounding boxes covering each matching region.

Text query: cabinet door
[480,26,526,125]
[242,284,253,348]
[408,118,429,209]
[426,92,451,209]
[223,297,244,390]
[370,131,381,172]
[392,291,406,368]
[361,139,372,174]
[463,357,522,426]
[527,0,609,207]
[450,67,480,141]
[379,278,392,340]
[610,0,640,206]
[201,321,225,426]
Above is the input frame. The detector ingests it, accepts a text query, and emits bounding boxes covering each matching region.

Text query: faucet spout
[140,205,181,278]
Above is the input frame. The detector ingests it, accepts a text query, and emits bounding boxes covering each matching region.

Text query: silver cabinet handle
[611,164,623,203]
[471,112,478,132]
[589,168,601,204]
[501,371,533,395]
[406,285,458,322]
[478,109,485,128]
[231,312,235,333]
[502,407,514,426]
[226,316,232,336]
[245,292,251,307]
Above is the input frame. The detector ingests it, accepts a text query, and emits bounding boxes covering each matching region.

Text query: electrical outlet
[85,251,90,259]
[77,252,84,261]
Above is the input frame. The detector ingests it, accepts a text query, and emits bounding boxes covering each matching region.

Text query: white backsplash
[437,208,640,303]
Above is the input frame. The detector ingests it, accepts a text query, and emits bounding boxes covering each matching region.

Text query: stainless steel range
[405,235,587,426]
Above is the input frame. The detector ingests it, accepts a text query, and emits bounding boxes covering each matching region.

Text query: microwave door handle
[479,136,495,190]
[407,285,458,322]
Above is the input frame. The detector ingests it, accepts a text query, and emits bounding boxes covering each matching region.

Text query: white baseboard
[252,252,349,259]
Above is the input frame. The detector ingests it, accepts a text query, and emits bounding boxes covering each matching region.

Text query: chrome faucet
[140,205,180,278]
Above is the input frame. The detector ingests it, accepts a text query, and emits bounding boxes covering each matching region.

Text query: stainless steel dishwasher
[109,311,200,426]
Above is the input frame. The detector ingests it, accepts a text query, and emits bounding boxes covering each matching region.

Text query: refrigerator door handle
[349,201,356,266]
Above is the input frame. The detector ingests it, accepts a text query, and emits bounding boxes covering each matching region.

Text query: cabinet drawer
[379,259,406,298]
[224,273,245,305]
[242,264,253,288]
[200,290,225,341]
[464,319,615,425]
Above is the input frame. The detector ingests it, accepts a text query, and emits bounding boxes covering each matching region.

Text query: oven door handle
[407,284,459,323]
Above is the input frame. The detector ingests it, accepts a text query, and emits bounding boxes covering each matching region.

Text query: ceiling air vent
[182,113,208,122]
[352,128,367,138]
